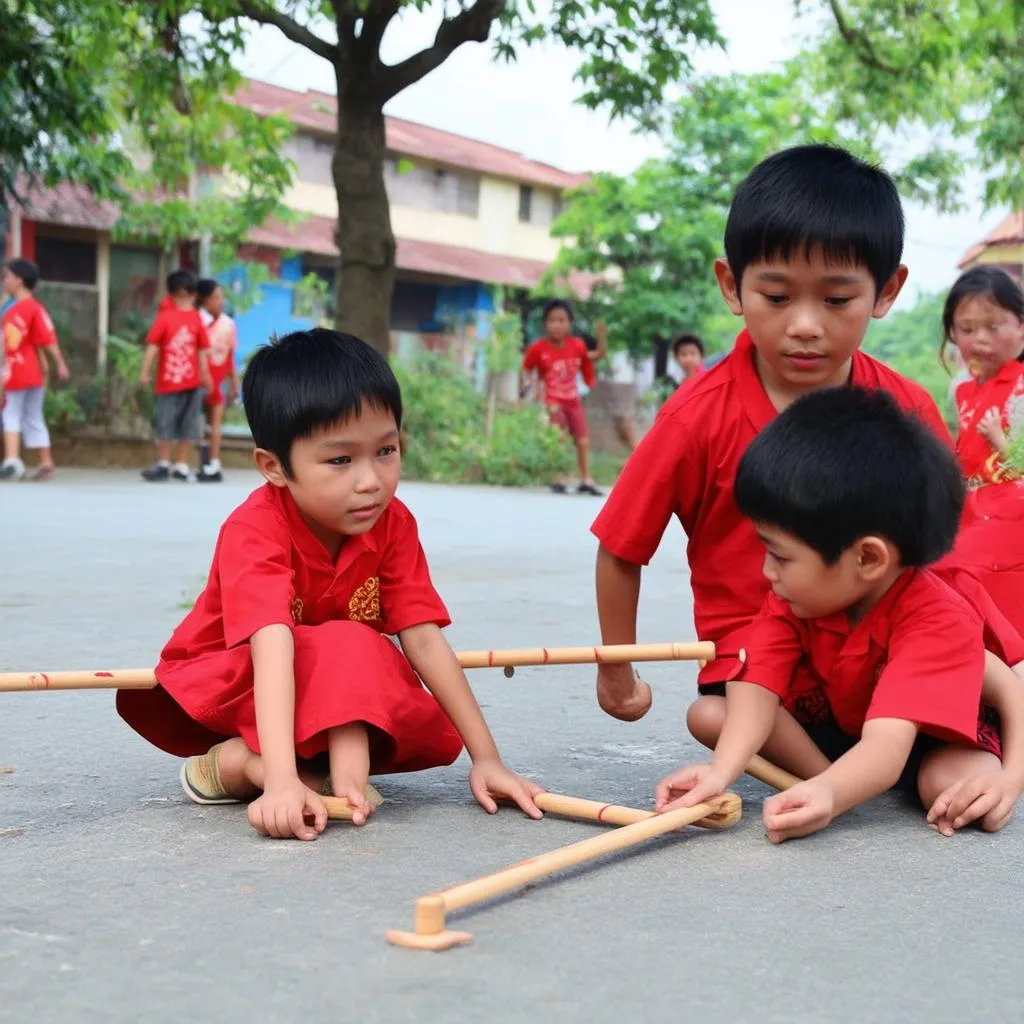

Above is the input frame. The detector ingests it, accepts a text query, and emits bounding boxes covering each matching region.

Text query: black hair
[725,144,904,295]
[941,266,1024,362]
[166,268,198,295]
[196,278,220,304]
[542,298,573,323]
[735,386,963,567]
[4,258,39,291]
[673,333,705,357]
[242,328,402,477]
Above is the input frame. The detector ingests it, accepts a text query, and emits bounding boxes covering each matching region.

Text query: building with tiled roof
[2,78,596,367]
[957,210,1023,282]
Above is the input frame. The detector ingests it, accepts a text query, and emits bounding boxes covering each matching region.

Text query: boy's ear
[714,259,743,316]
[872,265,909,318]
[854,536,894,580]
[254,447,288,488]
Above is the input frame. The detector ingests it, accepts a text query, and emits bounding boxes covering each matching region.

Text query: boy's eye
[327,456,351,466]
[825,297,852,307]
[768,551,788,565]
[763,293,787,305]
[377,445,398,458]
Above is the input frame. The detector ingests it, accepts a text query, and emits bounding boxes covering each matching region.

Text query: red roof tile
[247,212,597,297]
[15,181,119,231]
[958,209,1024,268]
[234,78,590,191]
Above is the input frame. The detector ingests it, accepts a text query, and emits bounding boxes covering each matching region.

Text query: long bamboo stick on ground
[534,790,737,830]
[0,641,715,693]
[385,792,742,951]
[745,754,802,791]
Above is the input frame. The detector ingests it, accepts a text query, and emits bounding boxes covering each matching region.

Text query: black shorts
[155,389,203,442]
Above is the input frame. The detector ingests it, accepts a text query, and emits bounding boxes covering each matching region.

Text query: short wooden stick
[387,792,741,950]
[0,641,717,693]
[745,754,802,792]
[534,791,740,830]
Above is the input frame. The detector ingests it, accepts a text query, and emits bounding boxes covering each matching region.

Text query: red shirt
[592,329,951,648]
[523,336,595,404]
[955,360,1024,486]
[2,296,56,391]
[147,307,210,394]
[200,310,237,392]
[723,570,985,746]
[160,485,450,663]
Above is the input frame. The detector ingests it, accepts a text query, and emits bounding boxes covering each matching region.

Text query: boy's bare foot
[596,666,653,721]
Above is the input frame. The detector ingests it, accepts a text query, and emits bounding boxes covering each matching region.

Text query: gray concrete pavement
[2,470,1021,1023]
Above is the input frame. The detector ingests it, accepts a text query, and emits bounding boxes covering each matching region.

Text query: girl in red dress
[945,267,1024,634]
[118,329,542,840]
[196,279,240,483]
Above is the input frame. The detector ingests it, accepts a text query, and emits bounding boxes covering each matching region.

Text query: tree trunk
[332,82,395,358]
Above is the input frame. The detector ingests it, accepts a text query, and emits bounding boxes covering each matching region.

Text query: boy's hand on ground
[247,778,328,840]
[470,759,544,819]
[596,664,652,722]
[655,763,727,813]
[763,778,835,843]
[927,771,1019,836]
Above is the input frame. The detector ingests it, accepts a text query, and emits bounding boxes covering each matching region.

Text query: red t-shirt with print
[955,360,1024,486]
[146,307,210,394]
[2,296,56,391]
[523,336,596,404]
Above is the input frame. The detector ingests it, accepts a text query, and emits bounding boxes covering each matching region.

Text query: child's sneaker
[198,460,223,483]
[141,461,170,482]
[0,458,26,481]
[171,462,192,482]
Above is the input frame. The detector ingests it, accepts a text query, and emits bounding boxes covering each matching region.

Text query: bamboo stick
[745,754,802,792]
[534,790,740,831]
[385,792,742,951]
[0,641,715,693]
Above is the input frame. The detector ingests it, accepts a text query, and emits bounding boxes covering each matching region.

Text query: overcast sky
[238,0,1006,311]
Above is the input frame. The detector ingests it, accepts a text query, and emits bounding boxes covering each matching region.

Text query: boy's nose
[354,466,381,492]
[786,305,824,340]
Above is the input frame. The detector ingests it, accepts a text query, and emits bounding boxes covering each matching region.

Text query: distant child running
[523,299,605,495]
[117,329,542,840]
[1,258,70,481]
[656,388,1024,842]
[943,267,1024,635]
[195,278,239,483]
[139,269,212,482]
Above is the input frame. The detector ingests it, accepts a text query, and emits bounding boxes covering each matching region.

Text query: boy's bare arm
[43,342,70,380]
[139,345,158,385]
[763,719,916,843]
[595,544,642,680]
[399,622,541,817]
[250,623,300,786]
[198,349,212,391]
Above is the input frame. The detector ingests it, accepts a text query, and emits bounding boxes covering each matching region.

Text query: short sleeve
[522,341,540,372]
[30,306,56,348]
[378,504,451,634]
[146,313,166,346]
[700,594,804,695]
[867,602,985,745]
[591,404,705,565]
[216,519,297,648]
[934,561,1024,666]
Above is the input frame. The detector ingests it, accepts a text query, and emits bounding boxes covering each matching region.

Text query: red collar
[810,569,917,654]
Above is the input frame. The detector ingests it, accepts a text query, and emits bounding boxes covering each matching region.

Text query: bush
[394,352,573,486]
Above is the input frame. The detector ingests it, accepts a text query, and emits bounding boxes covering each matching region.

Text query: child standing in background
[139,269,212,482]
[945,267,1024,634]
[196,278,239,484]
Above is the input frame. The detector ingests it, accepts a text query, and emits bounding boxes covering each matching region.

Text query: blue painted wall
[228,257,315,367]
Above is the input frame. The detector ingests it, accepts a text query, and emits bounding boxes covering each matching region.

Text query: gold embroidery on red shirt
[290,596,304,625]
[348,576,381,622]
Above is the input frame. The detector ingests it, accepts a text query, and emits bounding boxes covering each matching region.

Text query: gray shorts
[154,389,203,442]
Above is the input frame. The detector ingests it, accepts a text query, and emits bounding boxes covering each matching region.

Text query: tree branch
[826,0,898,74]
[238,0,338,63]
[377,0,504,101]
[358,0,402,65]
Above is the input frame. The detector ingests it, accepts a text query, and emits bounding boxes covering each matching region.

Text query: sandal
[550,482,568,494]
[577,481,603,496]
[180,743,239,805]
[26,465,55,482]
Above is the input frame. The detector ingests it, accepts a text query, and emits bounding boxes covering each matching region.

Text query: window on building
[384,157,480,216]
[518,185,533,223]
[283,132,334,187]
[35,234,97,285]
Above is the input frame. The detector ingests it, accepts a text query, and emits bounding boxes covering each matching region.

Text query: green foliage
[798,0,1023,209]
[862,292,952,414]
[1005,427,1024,477]
[395,353,572,486]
